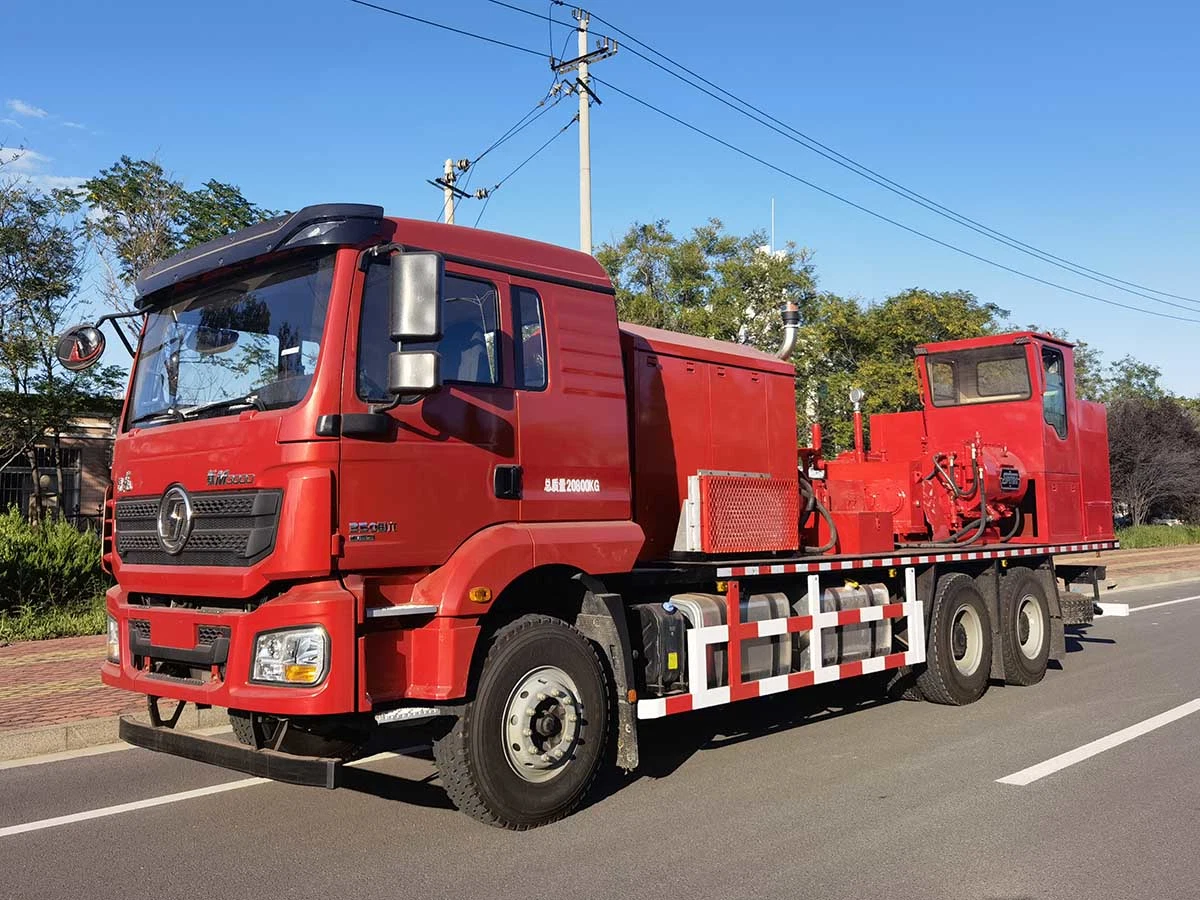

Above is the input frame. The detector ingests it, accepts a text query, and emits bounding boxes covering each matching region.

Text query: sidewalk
[1,543,1197,764]
[0,634,222,761]
[1058,544,1200,590]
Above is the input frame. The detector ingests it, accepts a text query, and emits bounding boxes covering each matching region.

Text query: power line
[592,76,1200,325]
[584,8,1200,308]
[350,1,1199,323]
[347,0,543,56]
[476,114,580,228]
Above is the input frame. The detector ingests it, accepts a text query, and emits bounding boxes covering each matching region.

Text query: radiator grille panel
[115,489,282,567]
[699,475,799,554]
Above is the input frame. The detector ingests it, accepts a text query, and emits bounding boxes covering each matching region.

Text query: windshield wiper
[127,408,185,428]
[177,393,266,419]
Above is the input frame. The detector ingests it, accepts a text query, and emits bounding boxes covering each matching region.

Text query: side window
[513,286,547,390]
[1042,347,1068,439]
[357,266,501,401]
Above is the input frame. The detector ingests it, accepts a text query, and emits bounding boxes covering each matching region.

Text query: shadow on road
[1064,624,1117,654]
[585,678,898,810]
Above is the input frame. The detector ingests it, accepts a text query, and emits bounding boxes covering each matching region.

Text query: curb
[0,705,227,764]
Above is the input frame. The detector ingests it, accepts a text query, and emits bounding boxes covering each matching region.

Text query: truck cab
[72,205,643,759]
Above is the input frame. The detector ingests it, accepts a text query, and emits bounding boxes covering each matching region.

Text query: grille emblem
[156,486,194,555]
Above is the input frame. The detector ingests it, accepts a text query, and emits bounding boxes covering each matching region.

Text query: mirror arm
[93,310,143,357]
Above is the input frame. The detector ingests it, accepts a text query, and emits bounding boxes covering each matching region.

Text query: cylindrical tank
[669,591,793,689]
[793,583,892,670]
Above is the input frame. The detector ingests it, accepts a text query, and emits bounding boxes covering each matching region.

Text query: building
[0,412,116,528]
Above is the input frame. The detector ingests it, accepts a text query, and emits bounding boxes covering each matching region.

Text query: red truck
[56,203,1116,828]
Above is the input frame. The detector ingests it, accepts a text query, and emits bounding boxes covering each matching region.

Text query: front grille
[115,489,282,567]
[129,619,151,641]
[197,624,231,645]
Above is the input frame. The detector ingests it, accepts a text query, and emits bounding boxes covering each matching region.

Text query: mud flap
[574,589,640,772]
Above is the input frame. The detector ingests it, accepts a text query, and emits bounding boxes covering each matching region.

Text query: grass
[1115,524,1200,549]
[0,595,107,644]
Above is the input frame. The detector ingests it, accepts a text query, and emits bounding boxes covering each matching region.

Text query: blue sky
[3,0,1198,392]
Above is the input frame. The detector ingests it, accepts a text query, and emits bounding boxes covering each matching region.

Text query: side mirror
[386,251,444,396]
[388,350,441,395]
[55,324,106,372]
[390,251,443,341]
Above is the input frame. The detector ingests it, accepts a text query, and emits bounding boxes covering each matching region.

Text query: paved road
[3,580,1199,900]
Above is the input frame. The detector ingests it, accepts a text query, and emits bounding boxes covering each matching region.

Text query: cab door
[336,257,519,570]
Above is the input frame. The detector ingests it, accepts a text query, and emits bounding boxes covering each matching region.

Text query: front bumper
[101,580,358,717]
[119,715,341,788]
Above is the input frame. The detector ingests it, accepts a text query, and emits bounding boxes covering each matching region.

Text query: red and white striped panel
[715,540,1118,579]
[637,599,925,719]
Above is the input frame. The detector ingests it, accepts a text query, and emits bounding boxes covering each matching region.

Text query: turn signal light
[284,664,320,684]
[468,586,493,604]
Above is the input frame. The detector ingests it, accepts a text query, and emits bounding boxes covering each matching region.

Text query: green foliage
[799,288,1008,450]
[597,218,816,353]
[0,508,110,617]
[1115,524,1200,549]
[78,156,278,309]
[0,595,106,643]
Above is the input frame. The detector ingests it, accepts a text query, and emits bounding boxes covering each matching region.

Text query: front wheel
[433,614,610,829]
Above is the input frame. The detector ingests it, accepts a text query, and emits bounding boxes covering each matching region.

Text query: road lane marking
[0,777,267,837]
[996,698,1200,786]
[0,747,427,838]
[1129,595,1200,614]
[1096,602,1129,616]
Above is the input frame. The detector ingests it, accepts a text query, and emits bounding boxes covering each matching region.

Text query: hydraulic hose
[901,463,988,549]
[799,478,838,554]
[998,505,1022,542]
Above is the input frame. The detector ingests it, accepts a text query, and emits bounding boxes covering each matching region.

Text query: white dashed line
[997,698,1200,786]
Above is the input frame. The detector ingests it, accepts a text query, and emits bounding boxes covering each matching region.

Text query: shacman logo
[156,485,194,555]
[207,469,255,486]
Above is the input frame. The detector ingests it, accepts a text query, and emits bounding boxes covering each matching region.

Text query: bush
[0,508,111,616]
[1115,524,1200,549]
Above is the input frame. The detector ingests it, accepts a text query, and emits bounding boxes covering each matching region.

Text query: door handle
[494,465,523,500]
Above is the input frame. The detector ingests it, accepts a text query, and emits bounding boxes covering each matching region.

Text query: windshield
[926,345,1032,407]
[126,252,335,428]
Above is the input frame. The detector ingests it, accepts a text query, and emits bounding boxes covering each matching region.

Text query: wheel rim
[1017,594,1046,660]
[501,665,584,784]
[950,604,984,676]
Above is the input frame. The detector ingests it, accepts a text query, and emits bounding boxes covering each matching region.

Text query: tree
[1107,397,1200,524]
[1102,355,1167,402]
[597,219,816,354]
[77,156,278,313]
[801,288,1008,449]
[0,176,123,519]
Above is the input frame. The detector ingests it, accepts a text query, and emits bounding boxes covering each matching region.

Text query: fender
[411,520,645,617]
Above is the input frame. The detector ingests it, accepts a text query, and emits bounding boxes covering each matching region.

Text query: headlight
[252,626,329,685]
[106,616,120,664]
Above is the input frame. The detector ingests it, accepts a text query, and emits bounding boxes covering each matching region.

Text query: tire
[433,614,610,829]
[227,709,365,759]
[999,568,1051,686]
[915,573,992,706]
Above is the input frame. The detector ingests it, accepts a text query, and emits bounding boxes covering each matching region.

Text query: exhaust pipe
[775,300,800,359]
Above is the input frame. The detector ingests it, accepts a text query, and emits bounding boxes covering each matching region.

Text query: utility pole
[442,158,456,225]
[428,158,471,225]
[552,9,617,254]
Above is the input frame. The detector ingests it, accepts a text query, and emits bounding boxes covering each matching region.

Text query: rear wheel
[433,614,610,829]
[999,568,1051,686]
[915,573,993,706]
